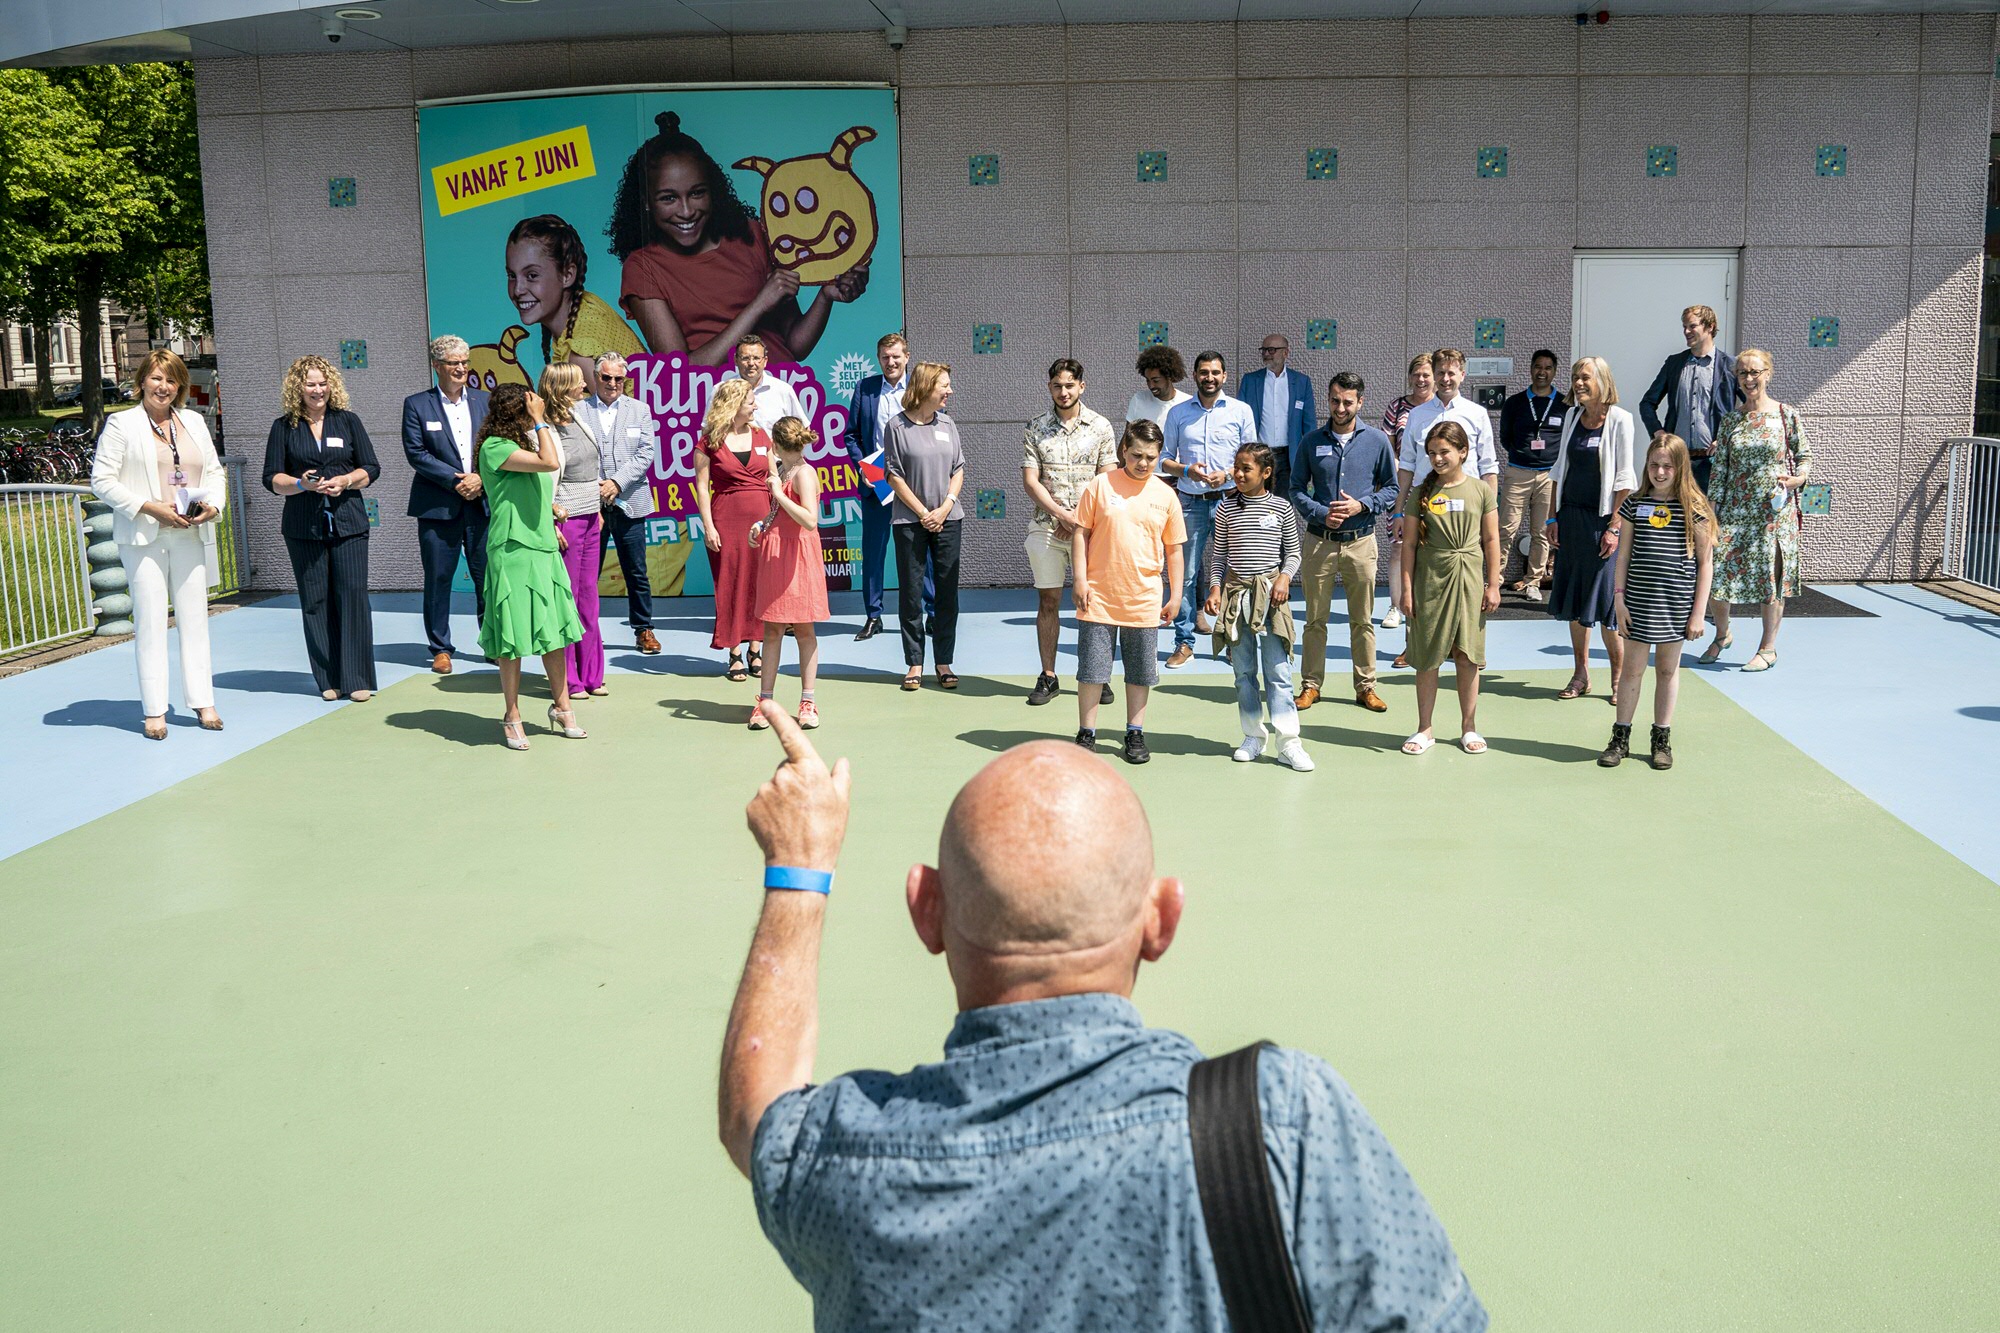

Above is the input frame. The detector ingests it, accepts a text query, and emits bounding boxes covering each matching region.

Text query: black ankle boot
[1598,722,1631,768]
[1649,725,1673,771]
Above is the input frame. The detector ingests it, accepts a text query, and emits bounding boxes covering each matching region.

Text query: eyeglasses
[437,359,469,369]
[597,373,622,382]
[1259,347,1285,356]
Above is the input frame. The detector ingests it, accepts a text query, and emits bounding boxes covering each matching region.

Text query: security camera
[322,16,346,43]
[884,24,907,51]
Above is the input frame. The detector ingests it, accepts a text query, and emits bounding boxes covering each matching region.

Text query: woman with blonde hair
[1546,355,1638,702]
[883,361,965,690]
[1703,348,1812,672]
[539,362,611,698]
[263,354,382,702]
[693,375,773,678]
[93,349,227,739]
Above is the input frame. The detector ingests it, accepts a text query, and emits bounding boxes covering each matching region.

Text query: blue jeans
[1228,631,1299,740]
[1172,493,1219,648]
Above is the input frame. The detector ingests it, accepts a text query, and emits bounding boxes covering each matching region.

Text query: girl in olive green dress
[477,383,586,751]
[1396,420,1501,755]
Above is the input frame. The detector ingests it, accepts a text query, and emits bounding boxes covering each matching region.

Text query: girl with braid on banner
[505,214,643,380]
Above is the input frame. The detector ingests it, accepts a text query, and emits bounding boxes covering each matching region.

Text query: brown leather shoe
[1295,683,1321,710]
[1165,643,1194,669]
[431,652,452,675]
[636,629,661,655]
[1355,687,1388,712]
[1392,652,1409,669]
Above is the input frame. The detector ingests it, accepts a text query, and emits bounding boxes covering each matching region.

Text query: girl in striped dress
[1604,435,1715,770]
[1202,442,1310,771]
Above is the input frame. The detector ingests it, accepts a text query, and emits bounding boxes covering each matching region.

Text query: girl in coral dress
[749,416,830,729]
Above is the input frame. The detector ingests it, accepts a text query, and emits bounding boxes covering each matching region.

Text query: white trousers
[122,530,214,716]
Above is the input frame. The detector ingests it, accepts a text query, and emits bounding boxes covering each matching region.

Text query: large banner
[416,87,904,597]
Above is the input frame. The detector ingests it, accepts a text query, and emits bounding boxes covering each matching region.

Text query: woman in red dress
[693,377,771,678]
[748,416,831,730]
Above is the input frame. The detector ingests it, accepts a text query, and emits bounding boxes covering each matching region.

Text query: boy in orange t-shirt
[1071,420,1187,764]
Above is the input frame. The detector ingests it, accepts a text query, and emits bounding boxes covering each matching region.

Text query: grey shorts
[1076,622,1160,687]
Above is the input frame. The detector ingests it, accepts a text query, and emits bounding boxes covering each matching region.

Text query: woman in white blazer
[90,349,227,740]
[1546,355,1638,703]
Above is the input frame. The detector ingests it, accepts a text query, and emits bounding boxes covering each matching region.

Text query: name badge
[1446,498,1466,512]
[425,420,443,430]
[626,427,642,437]
[1530,439,1545,450]
[1582,436,1600,450]
[1106,493,1128,510]
[1293,399,1304,409]
[935,428,952,443]
[325,436,344,449]
[1315,444,1333,457]
[1258,511,1279,530]
[1635,503,1655,518]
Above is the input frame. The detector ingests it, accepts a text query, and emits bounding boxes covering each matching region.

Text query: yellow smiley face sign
[1648,505,1673,529]
[733,126,881,286]
[1425,491,1449,516]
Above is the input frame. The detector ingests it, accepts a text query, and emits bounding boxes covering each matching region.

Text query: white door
[1572,251,1738,402]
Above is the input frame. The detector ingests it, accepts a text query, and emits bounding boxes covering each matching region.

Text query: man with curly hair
[1123,344,1190,434]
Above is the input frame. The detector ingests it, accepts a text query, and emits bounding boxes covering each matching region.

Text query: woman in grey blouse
[540,364,612,698]
[882,361,966,690]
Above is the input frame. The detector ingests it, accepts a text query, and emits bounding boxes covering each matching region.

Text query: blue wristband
[764,865,833,895]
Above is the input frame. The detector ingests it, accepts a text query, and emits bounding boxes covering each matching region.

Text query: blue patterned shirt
[752,992,1486,1332]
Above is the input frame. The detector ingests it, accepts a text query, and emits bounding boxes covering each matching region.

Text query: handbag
[1188,1042,1313,1333]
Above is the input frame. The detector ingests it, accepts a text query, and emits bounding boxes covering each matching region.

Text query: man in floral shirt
[1022,358,1117,707]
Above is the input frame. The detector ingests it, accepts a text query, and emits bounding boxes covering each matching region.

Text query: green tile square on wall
[972,324,1002,355]
[339,339,367,370]
[1306,148,1338,181]
[1306,319,1336,351]
[1137,151,1167,183]
[975,488,1005,521]
[1809,316,1840,348]
[1816,145,1848,177]
[1474,319,1505,350]
[1476,146,1507,179]
[1799,483,1833,516]
[328,176,357,208]
[968,154,998,186]
[1646,146,1677,178]
[1138,321,1168,348]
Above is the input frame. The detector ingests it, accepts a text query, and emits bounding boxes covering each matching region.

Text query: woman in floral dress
[1703,347,1812,672]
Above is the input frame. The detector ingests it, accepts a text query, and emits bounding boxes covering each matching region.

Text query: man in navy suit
[1239,333,1317,501]
[1638,304,1738,492]
[844,332,930,640]
[402,335,490,673]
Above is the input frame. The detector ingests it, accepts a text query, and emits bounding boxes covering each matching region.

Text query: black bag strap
[1188,1042,1313,1333]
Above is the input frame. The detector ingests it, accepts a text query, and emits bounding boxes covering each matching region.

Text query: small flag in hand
[859,448,894,505]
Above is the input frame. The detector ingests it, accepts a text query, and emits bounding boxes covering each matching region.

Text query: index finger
[760,699,826,772]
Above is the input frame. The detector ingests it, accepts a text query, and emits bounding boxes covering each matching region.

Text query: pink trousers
[558,513,605,692]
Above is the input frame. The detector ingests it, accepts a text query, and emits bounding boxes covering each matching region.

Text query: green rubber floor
[3,668,1996,1330]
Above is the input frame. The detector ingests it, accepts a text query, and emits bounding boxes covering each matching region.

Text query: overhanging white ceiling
[5,0,1996,66]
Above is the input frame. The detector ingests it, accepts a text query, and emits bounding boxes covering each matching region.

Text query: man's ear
[907,864,946,956]
[1139,876,1183,963]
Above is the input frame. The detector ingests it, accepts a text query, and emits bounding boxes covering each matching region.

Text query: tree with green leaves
[0,63,209,424]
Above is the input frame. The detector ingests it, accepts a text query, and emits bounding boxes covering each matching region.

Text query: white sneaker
[1380,606,1404,629]
[1232,735,1265,763]
[1522,584,1543,603]
[1277,739,1315,772]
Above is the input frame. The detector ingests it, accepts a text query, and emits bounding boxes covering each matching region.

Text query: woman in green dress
[1397,419,1501,755]
[477,383,587,751]
[1703,347,1812,672]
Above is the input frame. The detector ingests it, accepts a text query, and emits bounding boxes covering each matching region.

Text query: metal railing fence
[0,484,93,658]
[212,456,252,598]
[1943,437,2000,594]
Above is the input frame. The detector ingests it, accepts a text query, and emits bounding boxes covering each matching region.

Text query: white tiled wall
[193,14,1996,590]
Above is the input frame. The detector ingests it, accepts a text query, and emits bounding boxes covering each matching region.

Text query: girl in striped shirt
[1203,442,1311,771]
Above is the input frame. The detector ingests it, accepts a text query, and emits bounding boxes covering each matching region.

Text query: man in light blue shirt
[1160,351,1257,666]
[722,710,1487,1333]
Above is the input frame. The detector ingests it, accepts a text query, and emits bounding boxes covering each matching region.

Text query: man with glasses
[577,353,662,654]
[401,335,490,673]
[1239,333,1315,500]
[719,334,807,432]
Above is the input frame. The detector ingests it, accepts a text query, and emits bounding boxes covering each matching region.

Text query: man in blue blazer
[843,332,930,640]
[402,335,490,673]
[1239,333,1317,500]
[1638,304,1738,492]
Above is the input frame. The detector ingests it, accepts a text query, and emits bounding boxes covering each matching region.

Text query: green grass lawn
[0,495,94,653]
[1,668,1995,1330]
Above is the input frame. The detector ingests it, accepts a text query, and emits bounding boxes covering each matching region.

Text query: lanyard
[1530,393,1557,430]
[151,412,186,488]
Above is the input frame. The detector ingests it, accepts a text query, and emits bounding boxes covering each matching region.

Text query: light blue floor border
[2,583,1995,881]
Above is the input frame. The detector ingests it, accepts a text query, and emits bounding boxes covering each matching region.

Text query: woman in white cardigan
[90,349,227,740]
[1546,355,1638,703]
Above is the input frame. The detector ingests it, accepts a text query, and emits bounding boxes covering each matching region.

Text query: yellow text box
[432,126,595,217]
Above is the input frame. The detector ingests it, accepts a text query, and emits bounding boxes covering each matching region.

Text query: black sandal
[746,645,763,675]
[726,651,748,682]
[936,669,960,690]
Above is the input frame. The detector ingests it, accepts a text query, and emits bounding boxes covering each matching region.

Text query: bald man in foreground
[721,702,1486,1332]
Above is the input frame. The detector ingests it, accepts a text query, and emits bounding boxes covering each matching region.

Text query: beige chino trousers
[1300,531,1378,692]
[1497,464,1554,585]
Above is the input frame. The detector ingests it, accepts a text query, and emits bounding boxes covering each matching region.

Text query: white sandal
[1460,731,1488,754]
[1401,732,1434,755]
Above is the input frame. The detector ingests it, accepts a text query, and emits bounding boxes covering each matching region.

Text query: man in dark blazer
[402,334,490,673]
[1638,304,1737,492]
[844,332,929,640]
[1239,333,1317,500]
